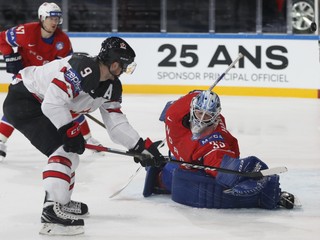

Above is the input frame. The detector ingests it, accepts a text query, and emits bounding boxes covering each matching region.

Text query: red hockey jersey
[165,91,240,177]
[0,22,72,67]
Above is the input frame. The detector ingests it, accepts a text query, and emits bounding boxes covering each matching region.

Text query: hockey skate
[62,200,89,216]
[40,201,84,236]
[279,191,295,209]
[0,141,7,161]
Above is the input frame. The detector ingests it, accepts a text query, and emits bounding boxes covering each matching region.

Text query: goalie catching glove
[130,138,166,167]
[58,122,85,154]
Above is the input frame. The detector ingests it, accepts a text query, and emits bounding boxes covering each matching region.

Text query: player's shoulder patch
[67,55,100,93]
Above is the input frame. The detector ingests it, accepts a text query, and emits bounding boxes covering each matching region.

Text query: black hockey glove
[130,138,166,167]
[58,122,85,154]
[3,52,23,74]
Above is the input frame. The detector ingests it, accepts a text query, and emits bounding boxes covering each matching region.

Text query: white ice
[0,93,320,240]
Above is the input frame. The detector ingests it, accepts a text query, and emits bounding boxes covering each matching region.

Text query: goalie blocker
[143,155,295,209]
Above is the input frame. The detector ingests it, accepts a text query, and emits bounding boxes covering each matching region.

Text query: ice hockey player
[0,2,98,161]
[2,36,165,235]
[142,90,295,210]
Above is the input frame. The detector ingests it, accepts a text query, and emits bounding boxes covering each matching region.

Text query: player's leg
[0,116,15,161]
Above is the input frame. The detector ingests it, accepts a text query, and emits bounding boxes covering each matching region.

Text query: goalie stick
[85,144,288,178]
[107,140,166,198]
[208,52,243,91]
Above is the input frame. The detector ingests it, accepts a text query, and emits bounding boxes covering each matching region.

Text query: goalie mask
[190,91,221,140]
[98,37,136,75]
[38,2,63,24]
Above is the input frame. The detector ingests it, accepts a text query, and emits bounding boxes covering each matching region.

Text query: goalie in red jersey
[0,2,98,161]
[143,90,295,210]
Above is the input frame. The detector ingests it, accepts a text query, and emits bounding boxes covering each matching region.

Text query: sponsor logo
[56,42,64,50]
[166,116,173,122]
[64,68,81,92]
[199,132,224,146]
[120,42,126,49]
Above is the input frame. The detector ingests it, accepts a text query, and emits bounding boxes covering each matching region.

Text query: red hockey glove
[130,138,165,167]
[58,122,85,154]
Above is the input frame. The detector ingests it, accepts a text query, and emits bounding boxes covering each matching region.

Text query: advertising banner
[1,34,319,96]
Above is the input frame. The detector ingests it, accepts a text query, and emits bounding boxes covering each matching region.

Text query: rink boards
[1,33,319,98]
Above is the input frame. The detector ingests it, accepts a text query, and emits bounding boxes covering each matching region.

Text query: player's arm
[0,26,25,74]
[100,101,165,167]
[42,75,85,154]
[100,101,140,149]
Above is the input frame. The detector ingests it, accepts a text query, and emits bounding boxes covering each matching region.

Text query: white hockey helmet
[38,2,63,24]
[190,91,221,140]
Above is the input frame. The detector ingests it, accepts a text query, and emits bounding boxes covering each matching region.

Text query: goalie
[143,90,295,209]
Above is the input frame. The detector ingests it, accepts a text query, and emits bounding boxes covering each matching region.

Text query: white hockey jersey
[13,55,141,150]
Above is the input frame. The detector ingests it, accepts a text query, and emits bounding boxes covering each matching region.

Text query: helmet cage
[190,91,221,139]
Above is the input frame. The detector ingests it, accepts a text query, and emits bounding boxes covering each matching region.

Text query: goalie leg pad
[171,168,217,208]
[171,168,281,209]
[143,166,162,197]
[218,175,281,209]
[160,162,179,191]
[171,168,262,209]
[259,175,281,209]
[143,163,178,197]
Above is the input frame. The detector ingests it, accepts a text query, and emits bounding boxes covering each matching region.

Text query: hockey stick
[85,113,106,129]
[85,144,287,178]
[167,158,287,178]
[83,114,144,197]
[208,53,243,91]
[106,140,166,198]
[109,166,143,198]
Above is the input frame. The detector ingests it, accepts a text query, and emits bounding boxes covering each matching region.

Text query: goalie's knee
[171,168,218,208]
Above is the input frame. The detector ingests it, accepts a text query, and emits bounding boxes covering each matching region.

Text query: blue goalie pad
[142,163,177,197]
[143,166,162,197]
[171,168,218,208]
[259,175,282,209]
[160,162,179,191]
[224,178,268,196]
[171,167,281,209]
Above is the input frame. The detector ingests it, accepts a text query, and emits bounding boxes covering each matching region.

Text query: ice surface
[0,93,319,240]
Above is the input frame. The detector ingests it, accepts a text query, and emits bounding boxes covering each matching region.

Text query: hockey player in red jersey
[0,2,98,161]
[164,90,240,177]
[143,90,295,210]
[2,36,165,235]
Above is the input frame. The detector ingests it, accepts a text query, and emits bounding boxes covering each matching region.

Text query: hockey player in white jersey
[2,37,165,235]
